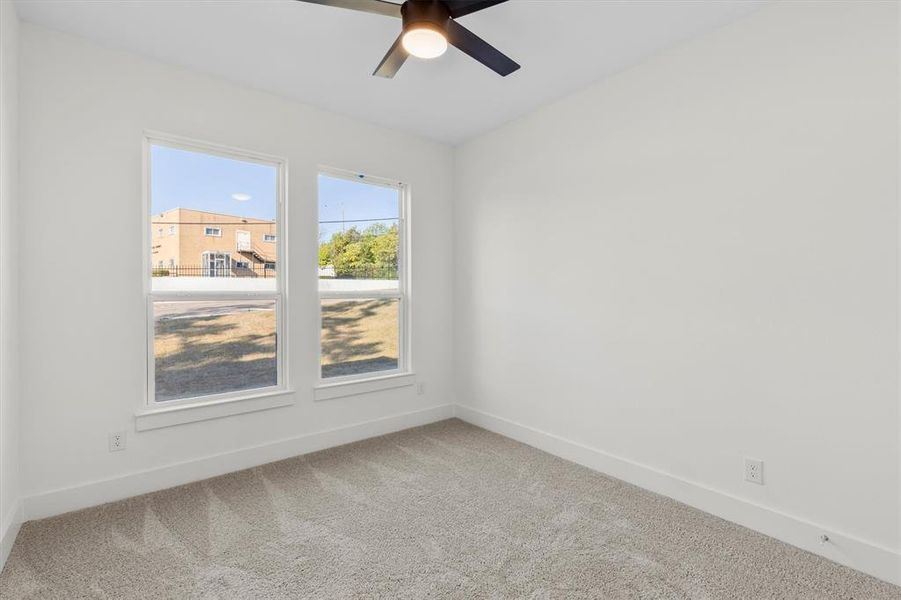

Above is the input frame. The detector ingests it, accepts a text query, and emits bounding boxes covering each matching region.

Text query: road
[154,300,274,320]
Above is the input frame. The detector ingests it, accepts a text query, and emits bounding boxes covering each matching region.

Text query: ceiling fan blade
[295,0,401,18]
[444,0,509,19]
[373,34,409,78]
[445,19,519,76]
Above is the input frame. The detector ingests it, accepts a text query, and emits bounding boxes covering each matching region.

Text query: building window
[168,225,176,236]
[147,135,285,407]
[264,262,276,270]
[264,234,276,242]
[318,170,406,381]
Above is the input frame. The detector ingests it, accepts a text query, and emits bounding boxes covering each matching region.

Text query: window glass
[318,174,399,294]
[320,298,399,378]
[148,141,283,404]
[154,300,277,402]
[150,144,278,293]
[318,173,404,380]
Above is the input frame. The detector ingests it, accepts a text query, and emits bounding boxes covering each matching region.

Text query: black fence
[322,265,398,280]
[152,264,275,278]
[151,264,397,280]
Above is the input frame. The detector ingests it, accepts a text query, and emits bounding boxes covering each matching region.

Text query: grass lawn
[154,298,398,401]
[321,298,399,378]
[154,303,277,402]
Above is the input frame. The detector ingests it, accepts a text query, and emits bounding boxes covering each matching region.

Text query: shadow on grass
[154,299,398,401]
[321,299,398,378]
[321,357,399,378]
[155,312,276,402]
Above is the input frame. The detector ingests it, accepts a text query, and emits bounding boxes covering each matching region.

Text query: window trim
[141,131,291,420]
[315,166,410,393]
[204,226,222,237]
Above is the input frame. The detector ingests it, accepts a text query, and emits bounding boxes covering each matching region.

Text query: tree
[318,223,398,278]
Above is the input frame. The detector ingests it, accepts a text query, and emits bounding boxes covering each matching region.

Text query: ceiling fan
[297,0,520,78]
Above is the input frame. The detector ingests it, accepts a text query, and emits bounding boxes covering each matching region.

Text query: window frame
[316,166,410,389]
[204,226,222,237]
[141,131,289,415]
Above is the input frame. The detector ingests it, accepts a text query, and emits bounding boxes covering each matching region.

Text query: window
[318,170,407,382]
[168,225,176,236]
[264,262,276,270]
[264,234,276,242]
[146,135,285,408]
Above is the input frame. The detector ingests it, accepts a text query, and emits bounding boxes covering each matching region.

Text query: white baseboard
[454,404,901,587]
[24,404,455,522]
[15,402,900,587]
[0,501,23,574]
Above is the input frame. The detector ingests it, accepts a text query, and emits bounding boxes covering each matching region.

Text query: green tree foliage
[319,223,398,279]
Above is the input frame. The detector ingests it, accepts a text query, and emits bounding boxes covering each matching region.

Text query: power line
[319,217,399,224]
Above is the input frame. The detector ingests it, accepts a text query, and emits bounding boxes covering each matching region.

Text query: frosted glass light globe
[402,28,448,59]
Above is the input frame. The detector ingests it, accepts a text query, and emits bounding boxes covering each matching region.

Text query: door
[204,252,230,277]
[236,230,251,252]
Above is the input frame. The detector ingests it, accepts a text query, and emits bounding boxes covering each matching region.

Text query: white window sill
[314,373,415,402]
[135,389,295,431]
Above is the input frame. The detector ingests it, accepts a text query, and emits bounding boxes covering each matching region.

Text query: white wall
[17,24,453,508]
[0,0,22,568]
[454,0,898,581]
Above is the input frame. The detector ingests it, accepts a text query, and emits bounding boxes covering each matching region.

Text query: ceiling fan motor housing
[402,0,451,35]
[297,0,520,77]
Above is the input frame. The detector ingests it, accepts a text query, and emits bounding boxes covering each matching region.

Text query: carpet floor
[0,419,897,599]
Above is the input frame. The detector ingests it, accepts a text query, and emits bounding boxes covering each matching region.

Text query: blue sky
[150,145,399,242]
[318,174,399,243]
[151,144,277,220]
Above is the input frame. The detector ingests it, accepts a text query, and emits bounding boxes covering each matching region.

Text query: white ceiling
[15,0,763,145]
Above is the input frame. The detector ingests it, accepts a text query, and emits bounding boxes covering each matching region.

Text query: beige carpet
[0,419,897,599]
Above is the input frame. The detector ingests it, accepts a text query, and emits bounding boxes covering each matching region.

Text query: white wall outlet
[416,382,426,395]
[744,458,763,485]
[108,431,127,452]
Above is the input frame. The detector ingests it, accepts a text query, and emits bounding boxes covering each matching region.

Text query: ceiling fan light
[401,27,447,59]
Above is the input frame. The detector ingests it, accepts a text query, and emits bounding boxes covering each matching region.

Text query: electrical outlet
[109,431,127,452]
[416,382,426,395]
[744,458,763,485]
